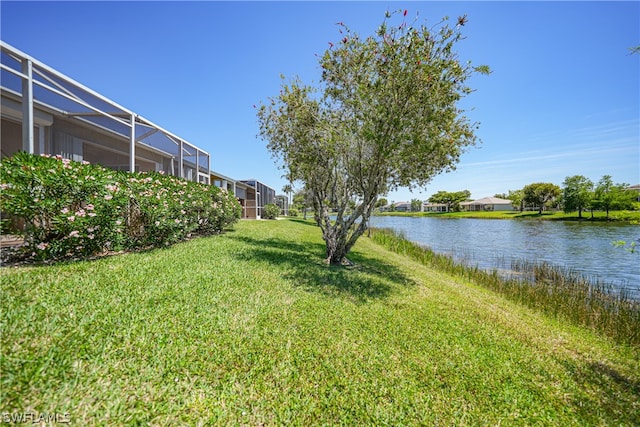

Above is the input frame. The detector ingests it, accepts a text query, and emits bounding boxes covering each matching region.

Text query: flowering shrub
[0,152,241,261]
[1,152,125,260]
[263,203,281,220]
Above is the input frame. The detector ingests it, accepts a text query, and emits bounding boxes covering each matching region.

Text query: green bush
[0,152,241,261]
[262,203,280,219]
[288,208,299,217]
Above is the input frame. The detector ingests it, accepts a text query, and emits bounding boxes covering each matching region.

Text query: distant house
[240,180,276,219]
[460,197,514,212]
[393,201,412,212]
[627,184,640,202]
[275,194,289,216]
[423,202,448,212]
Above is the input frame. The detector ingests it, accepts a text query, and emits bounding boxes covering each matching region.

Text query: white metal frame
[1,41,210,183]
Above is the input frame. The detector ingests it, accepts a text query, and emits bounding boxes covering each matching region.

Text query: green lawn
[376,209,640,222]
[2,219,638,425]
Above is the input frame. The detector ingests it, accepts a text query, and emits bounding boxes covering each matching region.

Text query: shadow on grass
[226,234,416,303]
[285,218,318,227]
[561,359,640,424]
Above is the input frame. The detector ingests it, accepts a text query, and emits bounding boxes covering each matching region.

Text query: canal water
[369,216,640,297]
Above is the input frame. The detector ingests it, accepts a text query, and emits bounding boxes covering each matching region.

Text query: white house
[423,202,449,212]
[460,197,514,212]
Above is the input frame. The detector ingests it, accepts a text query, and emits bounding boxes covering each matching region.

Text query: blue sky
[2,1,638,201]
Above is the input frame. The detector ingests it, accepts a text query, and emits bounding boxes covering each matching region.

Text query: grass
[2,219,639,425]
[376,209,640,222]
[368,227,640,346]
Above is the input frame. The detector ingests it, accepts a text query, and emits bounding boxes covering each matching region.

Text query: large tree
[523,183,561,214]
[257,11,489,264]
[562,175,593,218]
[428,190,471,212]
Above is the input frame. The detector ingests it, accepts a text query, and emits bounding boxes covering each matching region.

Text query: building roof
[461,197,512,206]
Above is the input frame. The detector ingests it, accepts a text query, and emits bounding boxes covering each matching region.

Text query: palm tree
[282,184,293,215]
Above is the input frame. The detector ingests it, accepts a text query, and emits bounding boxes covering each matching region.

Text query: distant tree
[523,183,561,214]
[494,193,509,199]
[428,190,471,212]
[593,175,635,219]
[257,11,489,264]
[292,187,313,219]
[562,175,593,218]
[410,198,423,212]
[282,183,293,210]
[375,198,388,209]
[506,189,525,212]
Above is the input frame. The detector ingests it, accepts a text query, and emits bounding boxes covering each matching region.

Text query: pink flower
[68,216,75,222]
[115,220,122,226]
[69,230,80,238]
[36,242,49,250]
[87,234,95,240]
[86,204,94,210]
[88,212,97,217]
[104,195,113,200]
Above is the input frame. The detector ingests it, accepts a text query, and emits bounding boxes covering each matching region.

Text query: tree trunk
[317,202,373,265]
[322,220,368,265]
[578,207,582,219]
[325,237,349,265]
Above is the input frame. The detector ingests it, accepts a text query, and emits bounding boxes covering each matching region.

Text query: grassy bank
[368,227,640,345]
[376,209,640,222]
[2,219,639,425]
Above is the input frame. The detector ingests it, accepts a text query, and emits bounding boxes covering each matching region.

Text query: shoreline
[374,210,640,223]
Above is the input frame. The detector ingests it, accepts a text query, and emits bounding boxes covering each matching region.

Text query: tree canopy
[523,183,561,214]
[562,175,593,218]
[257,10,489,264]
[428,190,471,212]
[593,175,636,218]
